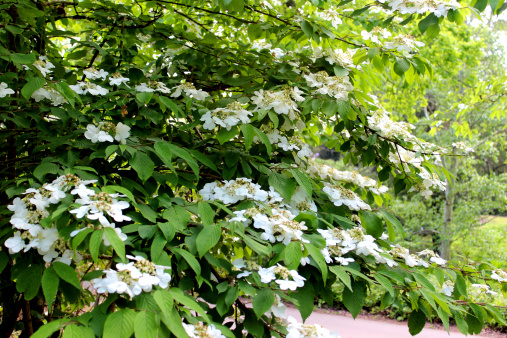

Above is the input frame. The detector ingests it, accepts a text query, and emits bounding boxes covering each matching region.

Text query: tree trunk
[440,156,457,260]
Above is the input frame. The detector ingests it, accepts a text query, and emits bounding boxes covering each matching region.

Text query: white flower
[115,122,131,144]
[258,266,276,283]
[70,81,108,96]
[492,270,507,283]
[83,68,109,80]
[276,269,306,291]
[171,82,209,100]
[24,56,55,77]
[0,82,15,97]
[109,72,130,86]
[5,232,26,253]
[286,316,341,337]
[201,102,252,131]
[441,280,454,296]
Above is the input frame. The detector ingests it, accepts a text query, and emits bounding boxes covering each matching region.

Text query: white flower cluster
[83,67,109,80]
[200,178,281,204]
[441,280,454,296]
[0,82,15,98]
[252,87,305,121]
[308,160,388,195]
[492,269,507,282]
[70,185,131,227]
[31,85,67,106]
[322,183,371,211]
[390,246,446,267]
[317,227,387,266]
[235,207,309,245]
[259,264,306,290]
[379,0,460,17]
[91,255,171,298]
[384,34,425,53]
[136,81,171,94]
[316,8,342,29]
[304,71,353,101]
[286,316,341,338]
[23,56,55,77]
[315,48,357,70]
[182,323,225,338]
[367,109,416,141]
[471,284,498,296]
[84,121,131,144]
[251,39,286,59]
[171,82,209,101]
[109,72,130,86]
[272,134,313,159]
[70,81,109,96]
[452,141,474,154]
[361,27,392,44]
[201,102,252,130]
[4,174,97,264]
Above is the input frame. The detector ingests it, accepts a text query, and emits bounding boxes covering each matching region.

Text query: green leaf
[134,311,157,338]
[55,82,82,107]
[22,77,46,100]
[342,280,364,319]
[329,266,352,291]
[160,308,188,338]
[171,247,201,276]
[393,59,410,76]
[198,202,215,226]
[159,142,200,176]
[32,319,66,338]
[129,151,154,182]
[408,309,426,335]
[188,150,218,172]
[252,288,275,318]
[103,309,136,338]
[89,229,103,263]
[301,21,314,38]
[293,283,315,322]
[159,96,184,116]
[289,169,313,198]
[268,172,296,200]
[285,241,303,270]
[17,264,43,300]
[34,162,60,182]
[418,13,438,34]
[137,203,158,223]
[104,227,126,262]
[359,210,383,239]
[373,274,395,297]
[426,24,440,39]
[379,210,405,237]
[217,127,239,144]
[474,0,488,11]
[158,222,176,242]
[304,243,328,282]
[53,262,82,291]
[136,92,153,104]
[42,267,60,312]
[170,288,210,322]
[10,53,36,64]
[196,224,222,257]
[240,124,255,150]
[102,185,136,204]
[236,230,271,256]
[253,127,272,154]
[154,289,174,317]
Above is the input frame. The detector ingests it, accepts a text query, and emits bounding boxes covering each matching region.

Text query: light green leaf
[22,77,45,100]
[304,243,328,282]
[330,266,352,291]
[171,247,201,276]
[104,227,126,262]
[160,308,188,338]
[34,162,60,182]
[342,281,364,319]
[42,266,59,312]
[154,289,174,317]
[285,241,303,270]
[53,262,82,290]
[289,169,313,198]
[253,288,275,318]
[268,172,296,201]
[240,124,255,150]
[129,151,154,182]
[103,309,136,338]
[252,127,272,154]
[89,229,103,263]
[359,210,383,239]
[32,319,66,338]
[198,202,215,226]
[196,224,222,258]
[134,311,157,338]
[170,288,210,322]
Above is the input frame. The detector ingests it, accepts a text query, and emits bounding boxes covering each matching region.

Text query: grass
[452,215,507,267]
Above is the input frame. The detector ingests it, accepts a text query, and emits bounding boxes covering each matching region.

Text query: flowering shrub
[0,0,506,337]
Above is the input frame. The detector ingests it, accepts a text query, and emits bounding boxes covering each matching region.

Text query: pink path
[285,307,489,338]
